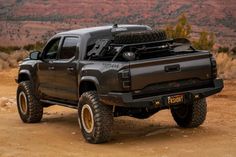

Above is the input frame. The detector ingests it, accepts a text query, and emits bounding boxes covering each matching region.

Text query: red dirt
[0,69,235,157]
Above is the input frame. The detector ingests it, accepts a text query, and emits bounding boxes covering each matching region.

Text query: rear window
[59,37,79,60]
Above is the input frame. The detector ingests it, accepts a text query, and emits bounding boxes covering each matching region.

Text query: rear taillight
[118,69,131,89]
[210,57,217,78]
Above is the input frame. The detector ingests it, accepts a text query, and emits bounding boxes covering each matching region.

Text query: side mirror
[29,51,41,60]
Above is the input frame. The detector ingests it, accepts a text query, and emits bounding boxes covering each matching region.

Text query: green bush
[192,32,215,51]
[165,14,191,39]
[218,46,229,53]
[165,14,215,51]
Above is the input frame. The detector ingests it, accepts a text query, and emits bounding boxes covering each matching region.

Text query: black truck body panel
[99,79,223,108]
[129,51,212,90]
[16,25,223,110]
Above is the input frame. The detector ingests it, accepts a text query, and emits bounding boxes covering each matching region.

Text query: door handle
[48,66,55,70]
[67,67,75,71]
[165,64,180,72]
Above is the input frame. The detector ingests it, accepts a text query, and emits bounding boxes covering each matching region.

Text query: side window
[59,37,79,60]
[43,38,61,60]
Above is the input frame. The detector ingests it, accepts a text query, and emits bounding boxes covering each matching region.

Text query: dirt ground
[0,69,235,157]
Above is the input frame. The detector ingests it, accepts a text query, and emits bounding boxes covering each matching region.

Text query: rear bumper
[99,79,224,108]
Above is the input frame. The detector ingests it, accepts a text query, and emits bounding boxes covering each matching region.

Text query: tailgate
[129,52,212,90]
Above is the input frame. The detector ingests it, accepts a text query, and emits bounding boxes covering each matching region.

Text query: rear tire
[171,98,207,128]
[16,81,43,123]
[78,91,113,144]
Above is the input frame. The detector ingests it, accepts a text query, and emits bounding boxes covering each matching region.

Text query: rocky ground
[0,69,235,157]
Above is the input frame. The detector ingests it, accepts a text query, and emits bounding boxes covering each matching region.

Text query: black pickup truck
[16,24,223,144]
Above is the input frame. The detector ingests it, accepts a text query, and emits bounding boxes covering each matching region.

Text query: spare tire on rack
[114,30,167,44]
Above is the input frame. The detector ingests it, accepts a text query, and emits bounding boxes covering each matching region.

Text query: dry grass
[0,97,15,112]
[0,50,28,70]
[216,53,236,79]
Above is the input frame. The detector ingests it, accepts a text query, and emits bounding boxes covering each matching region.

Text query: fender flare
[79,76,100,95]
[17,69,33,83]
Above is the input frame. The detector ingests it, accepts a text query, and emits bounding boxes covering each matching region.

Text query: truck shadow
[111,118,210,144]
[42,111,212,144]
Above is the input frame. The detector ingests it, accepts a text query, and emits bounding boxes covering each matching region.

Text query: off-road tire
[16,81,43,123]
[78,91,113,144]
[171,98,207,128]
[114,30,167,44]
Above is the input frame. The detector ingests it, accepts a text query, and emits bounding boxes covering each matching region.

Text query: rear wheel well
[18,73,30,83]
[79,81,97,96]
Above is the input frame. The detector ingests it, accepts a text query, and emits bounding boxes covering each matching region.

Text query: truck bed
[129,51,213,91]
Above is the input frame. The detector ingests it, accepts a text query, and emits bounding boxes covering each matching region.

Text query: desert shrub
[0,50,28,71]
[23,41,44,51]
[192,31,215,51]
[0,41,45,53]
[0,46,21,54]
[231,46,236,55]
[165,14,191,39]
[218,46,230,53]
[0,59,10,71]
[165,15,215,51]
[216,53,236,79]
